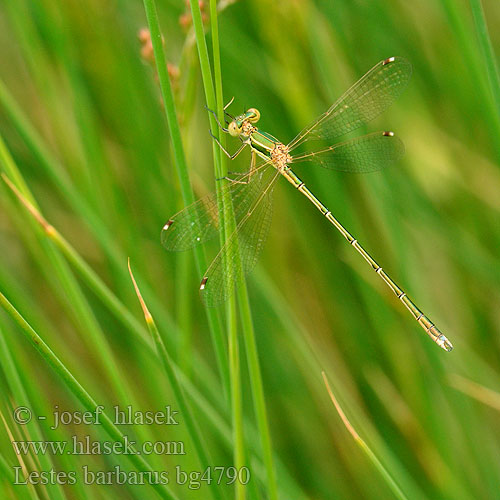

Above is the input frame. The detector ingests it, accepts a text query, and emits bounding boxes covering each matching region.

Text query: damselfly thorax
[227,110,293,173]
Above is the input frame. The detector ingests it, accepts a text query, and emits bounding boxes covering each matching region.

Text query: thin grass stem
[469,0,500,118]
[189,2,278,497]
[207,3,248,499]
[142,0,230,400]
[322,372,409,500]
[237,287,278,500]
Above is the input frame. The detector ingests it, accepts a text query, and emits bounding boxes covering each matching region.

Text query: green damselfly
[162,56,453,352]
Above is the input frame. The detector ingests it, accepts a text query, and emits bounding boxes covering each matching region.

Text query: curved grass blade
[161,165,272,251]
[322,372,409,500]
[128,260,224,500]
[200,171,279,307]
[292,131,405,173]
[289,57,412,150]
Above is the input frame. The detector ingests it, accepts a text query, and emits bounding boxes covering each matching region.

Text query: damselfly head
[228,108,261,137]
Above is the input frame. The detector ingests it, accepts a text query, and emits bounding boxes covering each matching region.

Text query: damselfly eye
[247,108,260,123]
[228,121,241,137]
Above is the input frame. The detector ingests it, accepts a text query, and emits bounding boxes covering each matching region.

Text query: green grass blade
[206,3,249,499]
[237,288,278,500]
[322,372,409,500]
[187,2,248,497]
[469,0,500,117]
[188,2,279,497]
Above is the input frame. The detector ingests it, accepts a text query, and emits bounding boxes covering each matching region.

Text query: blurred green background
[1,0,500,499]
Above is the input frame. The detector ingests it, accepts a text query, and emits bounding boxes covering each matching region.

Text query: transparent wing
[292,131,405,173]
[289,57,412,151]
[161,166,272,252]
[200,172,279,307]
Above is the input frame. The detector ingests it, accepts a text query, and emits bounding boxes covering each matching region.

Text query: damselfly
[161,57,453,352]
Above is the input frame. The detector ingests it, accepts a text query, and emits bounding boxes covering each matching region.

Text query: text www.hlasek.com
[12,435,184,456]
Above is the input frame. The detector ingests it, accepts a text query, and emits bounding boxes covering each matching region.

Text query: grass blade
[322,372,409,500]
[188,2,279,497]
[469,0,500,117]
